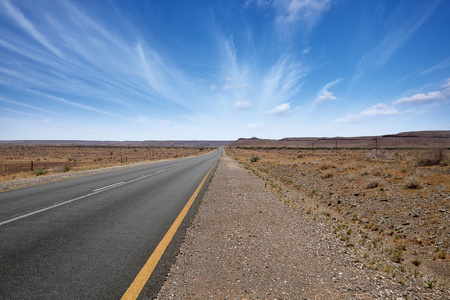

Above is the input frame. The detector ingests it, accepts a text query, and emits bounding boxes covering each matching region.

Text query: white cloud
[335,103,400,124]
[360,103,400,116]
[210,85,216,91]
[302,47,311,55]
[394,89,449,106]
[316,89,337,102]
[222,83,249,90]
[234,100,253,110]
[267,102,292,115]
[315,79,341,102]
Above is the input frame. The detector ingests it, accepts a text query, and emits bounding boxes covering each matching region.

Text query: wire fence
[1,157,151,176]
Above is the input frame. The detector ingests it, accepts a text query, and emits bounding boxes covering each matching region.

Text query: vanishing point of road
[0,149,222,299]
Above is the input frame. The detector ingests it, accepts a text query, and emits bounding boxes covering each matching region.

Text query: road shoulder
[157,153,449,299]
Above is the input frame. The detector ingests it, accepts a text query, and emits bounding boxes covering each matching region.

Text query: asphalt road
[0,148,221,299]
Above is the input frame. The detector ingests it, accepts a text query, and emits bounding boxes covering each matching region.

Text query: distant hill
[0,140,232,147]
[228,131,450,148]
[2,131,449,148]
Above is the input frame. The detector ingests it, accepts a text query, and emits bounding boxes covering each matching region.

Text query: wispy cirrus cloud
[213,23,307,112]
[222,83,249,90]
[1,0,62,57]
[26,89,127,119]
[0,97,60,115]
[443,78,450,88]
[274,0,332,27]
[246,0,332,30]
[421,57,450,75]
[356,0,440,74]
[260,54,307,107]
[0,0,204,119]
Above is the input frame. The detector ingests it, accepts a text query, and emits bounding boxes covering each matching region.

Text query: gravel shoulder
[157,153,449,299]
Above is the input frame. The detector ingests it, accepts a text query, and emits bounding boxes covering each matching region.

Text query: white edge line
[0,191,100,226]
[0,162,189,227]
[93,181,126,192]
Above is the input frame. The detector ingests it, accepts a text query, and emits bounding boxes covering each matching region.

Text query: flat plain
[1,140,449,292]
[0,144,210,182]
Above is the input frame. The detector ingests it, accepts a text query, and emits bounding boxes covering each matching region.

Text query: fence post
[31,160,34,171]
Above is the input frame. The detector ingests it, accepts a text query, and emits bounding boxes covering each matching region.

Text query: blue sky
[0,0,449,140]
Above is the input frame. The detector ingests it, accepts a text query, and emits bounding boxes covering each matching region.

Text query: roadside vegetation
[0,145,212,182]
[227,146,449,289]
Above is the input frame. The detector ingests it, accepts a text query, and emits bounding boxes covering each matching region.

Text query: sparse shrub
[250,155,260,163]
[33,168,48,176]
[395,239,407,251]
[404,176,421,189]
[366,149,387,159]
[416,148,447,166]
[63,163,71,172]
[412,258,421,266]
[391,248,403,263]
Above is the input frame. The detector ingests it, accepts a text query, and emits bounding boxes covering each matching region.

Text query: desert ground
[226,146,449,288]
[0,144,211,182]
[1,140,448,293]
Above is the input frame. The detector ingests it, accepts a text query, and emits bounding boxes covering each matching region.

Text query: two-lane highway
[0,148,222,299]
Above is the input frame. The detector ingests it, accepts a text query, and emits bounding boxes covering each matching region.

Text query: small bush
[416,148,447,166]
[250,155,260,163]
[391,249,403,263]
[412,259,421,266]
[33,168,48,176]
[63,163,71,172]
[404,176,421,189]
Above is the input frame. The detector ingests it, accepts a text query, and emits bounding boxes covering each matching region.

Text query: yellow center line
[121,162,217,300]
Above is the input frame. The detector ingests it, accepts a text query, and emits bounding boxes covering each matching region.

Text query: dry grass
[0,144,210,181]
[227,146,450,286]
